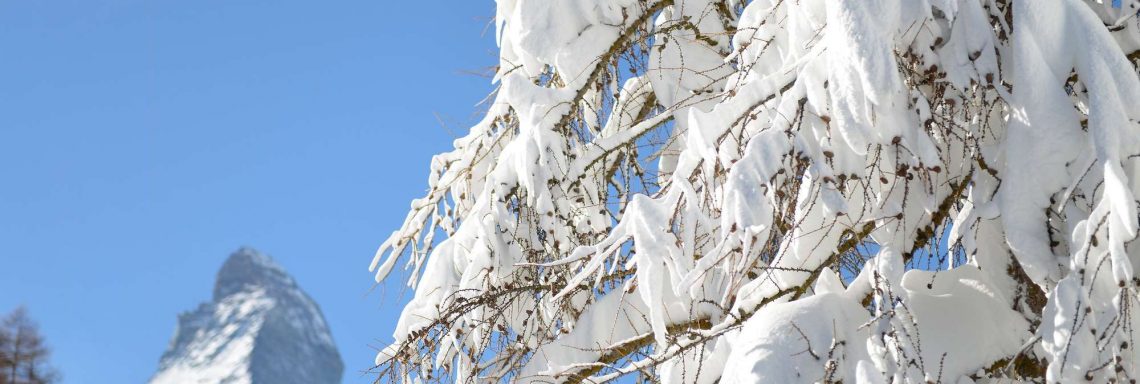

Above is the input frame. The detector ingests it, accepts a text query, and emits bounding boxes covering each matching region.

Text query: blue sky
[0,1,497,382]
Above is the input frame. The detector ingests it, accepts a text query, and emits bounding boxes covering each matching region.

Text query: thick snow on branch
[370,0,1140,382]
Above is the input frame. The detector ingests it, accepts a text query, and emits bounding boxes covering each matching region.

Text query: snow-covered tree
[370,0,1140,382]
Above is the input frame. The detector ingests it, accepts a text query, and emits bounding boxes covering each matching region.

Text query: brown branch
[563,318,713,384]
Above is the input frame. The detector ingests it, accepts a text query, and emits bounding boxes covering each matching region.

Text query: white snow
[721,293,870,383]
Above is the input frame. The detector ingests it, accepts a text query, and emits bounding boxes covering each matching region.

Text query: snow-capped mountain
[150,247,343,384]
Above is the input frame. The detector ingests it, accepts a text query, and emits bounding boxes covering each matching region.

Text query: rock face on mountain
[150,247,344,384]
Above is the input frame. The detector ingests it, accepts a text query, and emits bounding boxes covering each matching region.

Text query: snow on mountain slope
[150,247,343,384]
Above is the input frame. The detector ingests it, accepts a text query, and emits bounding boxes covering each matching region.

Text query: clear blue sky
[0,1,497,383]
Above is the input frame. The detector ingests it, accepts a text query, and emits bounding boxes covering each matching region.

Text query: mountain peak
[152,248,343,384]
[213,247,295,300]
